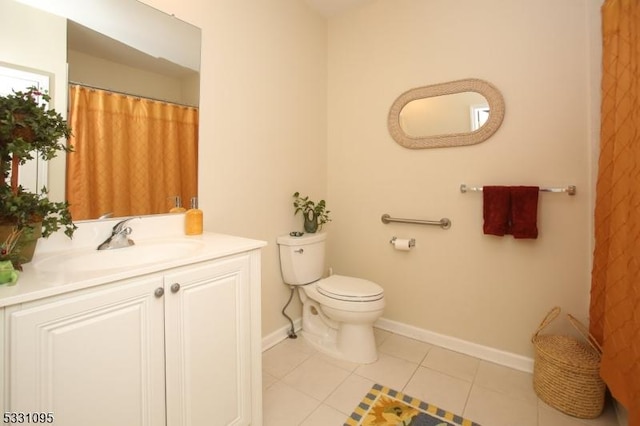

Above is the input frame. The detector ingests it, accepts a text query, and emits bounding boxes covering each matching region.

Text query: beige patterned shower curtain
[66,85,198,220]
[590,0,640,423]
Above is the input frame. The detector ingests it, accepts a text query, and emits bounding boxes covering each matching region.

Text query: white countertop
[0,215,267,308]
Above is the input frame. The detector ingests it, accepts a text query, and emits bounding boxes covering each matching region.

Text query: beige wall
[327,0,601,357]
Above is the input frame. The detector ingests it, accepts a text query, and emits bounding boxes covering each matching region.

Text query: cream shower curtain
[66,85,198,220]
[590,0,640,423]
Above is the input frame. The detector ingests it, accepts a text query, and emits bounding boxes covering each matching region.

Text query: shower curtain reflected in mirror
[66,85,198,220]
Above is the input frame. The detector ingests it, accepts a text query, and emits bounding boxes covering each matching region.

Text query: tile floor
[262,328,621,426]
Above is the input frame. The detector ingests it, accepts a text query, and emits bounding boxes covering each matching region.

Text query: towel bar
[460,184,576,196]
[381,214,451,229]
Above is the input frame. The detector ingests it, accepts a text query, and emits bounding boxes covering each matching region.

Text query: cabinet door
[164,255,251,426]
[9,276,166,426]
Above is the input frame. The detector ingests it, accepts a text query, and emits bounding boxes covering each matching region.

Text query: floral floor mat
[344,384,481,426]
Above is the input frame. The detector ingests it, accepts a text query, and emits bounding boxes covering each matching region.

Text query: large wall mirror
[3,0,201,220]
[388,78,505,149]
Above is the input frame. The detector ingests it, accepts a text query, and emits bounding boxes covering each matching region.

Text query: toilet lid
[317,275,384,302]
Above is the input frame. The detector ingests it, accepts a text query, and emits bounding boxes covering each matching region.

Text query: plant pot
[304,211,319,233]
[0,222,42,265]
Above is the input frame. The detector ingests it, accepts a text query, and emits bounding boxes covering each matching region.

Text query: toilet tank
[277,232,326,285]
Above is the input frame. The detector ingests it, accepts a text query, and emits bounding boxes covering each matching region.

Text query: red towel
[510,186,539,239]
[483,186,511,236]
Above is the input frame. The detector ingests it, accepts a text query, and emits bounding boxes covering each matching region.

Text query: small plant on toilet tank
[292,192,331,233]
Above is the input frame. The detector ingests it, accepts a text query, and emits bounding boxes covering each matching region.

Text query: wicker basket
[531,307,606,419]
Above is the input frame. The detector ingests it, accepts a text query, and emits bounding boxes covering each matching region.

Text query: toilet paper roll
[393,238,412,251]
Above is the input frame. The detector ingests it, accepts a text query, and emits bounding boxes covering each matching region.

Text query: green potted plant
[292,192,331,233]
[0,87,76,268]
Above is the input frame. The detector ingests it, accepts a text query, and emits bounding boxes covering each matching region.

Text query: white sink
[33,239,205,273]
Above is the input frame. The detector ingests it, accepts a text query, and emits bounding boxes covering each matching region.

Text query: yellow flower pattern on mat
[364,395,419,425]
[362,395,450,426]
[344,384,479,426]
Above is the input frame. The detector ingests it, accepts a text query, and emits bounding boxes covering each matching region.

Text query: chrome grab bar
[381,214,451,229]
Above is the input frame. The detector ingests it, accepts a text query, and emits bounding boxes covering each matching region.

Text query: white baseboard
[261,316,535,373]
[375,317,535,373]
[262,318,302,352]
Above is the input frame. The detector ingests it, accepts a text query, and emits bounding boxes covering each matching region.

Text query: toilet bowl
[277,233,385,364]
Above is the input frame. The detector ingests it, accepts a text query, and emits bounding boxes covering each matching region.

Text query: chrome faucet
[97,217,139,250]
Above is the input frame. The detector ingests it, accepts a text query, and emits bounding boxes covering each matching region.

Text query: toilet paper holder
[390,236,415,248]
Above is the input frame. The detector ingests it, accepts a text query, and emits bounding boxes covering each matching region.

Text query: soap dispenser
[169,196,186,213]
[185,197,203,235]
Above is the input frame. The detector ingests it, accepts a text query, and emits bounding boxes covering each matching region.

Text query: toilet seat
[316,275,384,302]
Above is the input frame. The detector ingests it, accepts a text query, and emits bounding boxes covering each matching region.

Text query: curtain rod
[68,81,198,109]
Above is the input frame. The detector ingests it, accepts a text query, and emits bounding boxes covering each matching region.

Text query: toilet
[277,232,385,364]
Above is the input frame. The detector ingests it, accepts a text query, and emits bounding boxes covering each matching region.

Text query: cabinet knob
[171,283,181,293]
[154,287,165,298]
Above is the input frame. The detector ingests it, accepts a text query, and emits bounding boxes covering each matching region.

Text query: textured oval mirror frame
[388,78,505,149]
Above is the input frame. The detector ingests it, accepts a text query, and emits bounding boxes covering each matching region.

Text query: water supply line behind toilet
[281,285,298,339]
[279,231,305,339]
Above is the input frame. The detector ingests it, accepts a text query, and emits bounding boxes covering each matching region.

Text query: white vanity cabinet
[3,249,262,426]
[9,275,167,425]
[163,253,255,426]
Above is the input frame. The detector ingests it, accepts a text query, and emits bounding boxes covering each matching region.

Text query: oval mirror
[388,78,505,149]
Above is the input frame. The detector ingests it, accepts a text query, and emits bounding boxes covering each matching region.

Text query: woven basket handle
[532,306,561,342]
[567,314,603,356]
